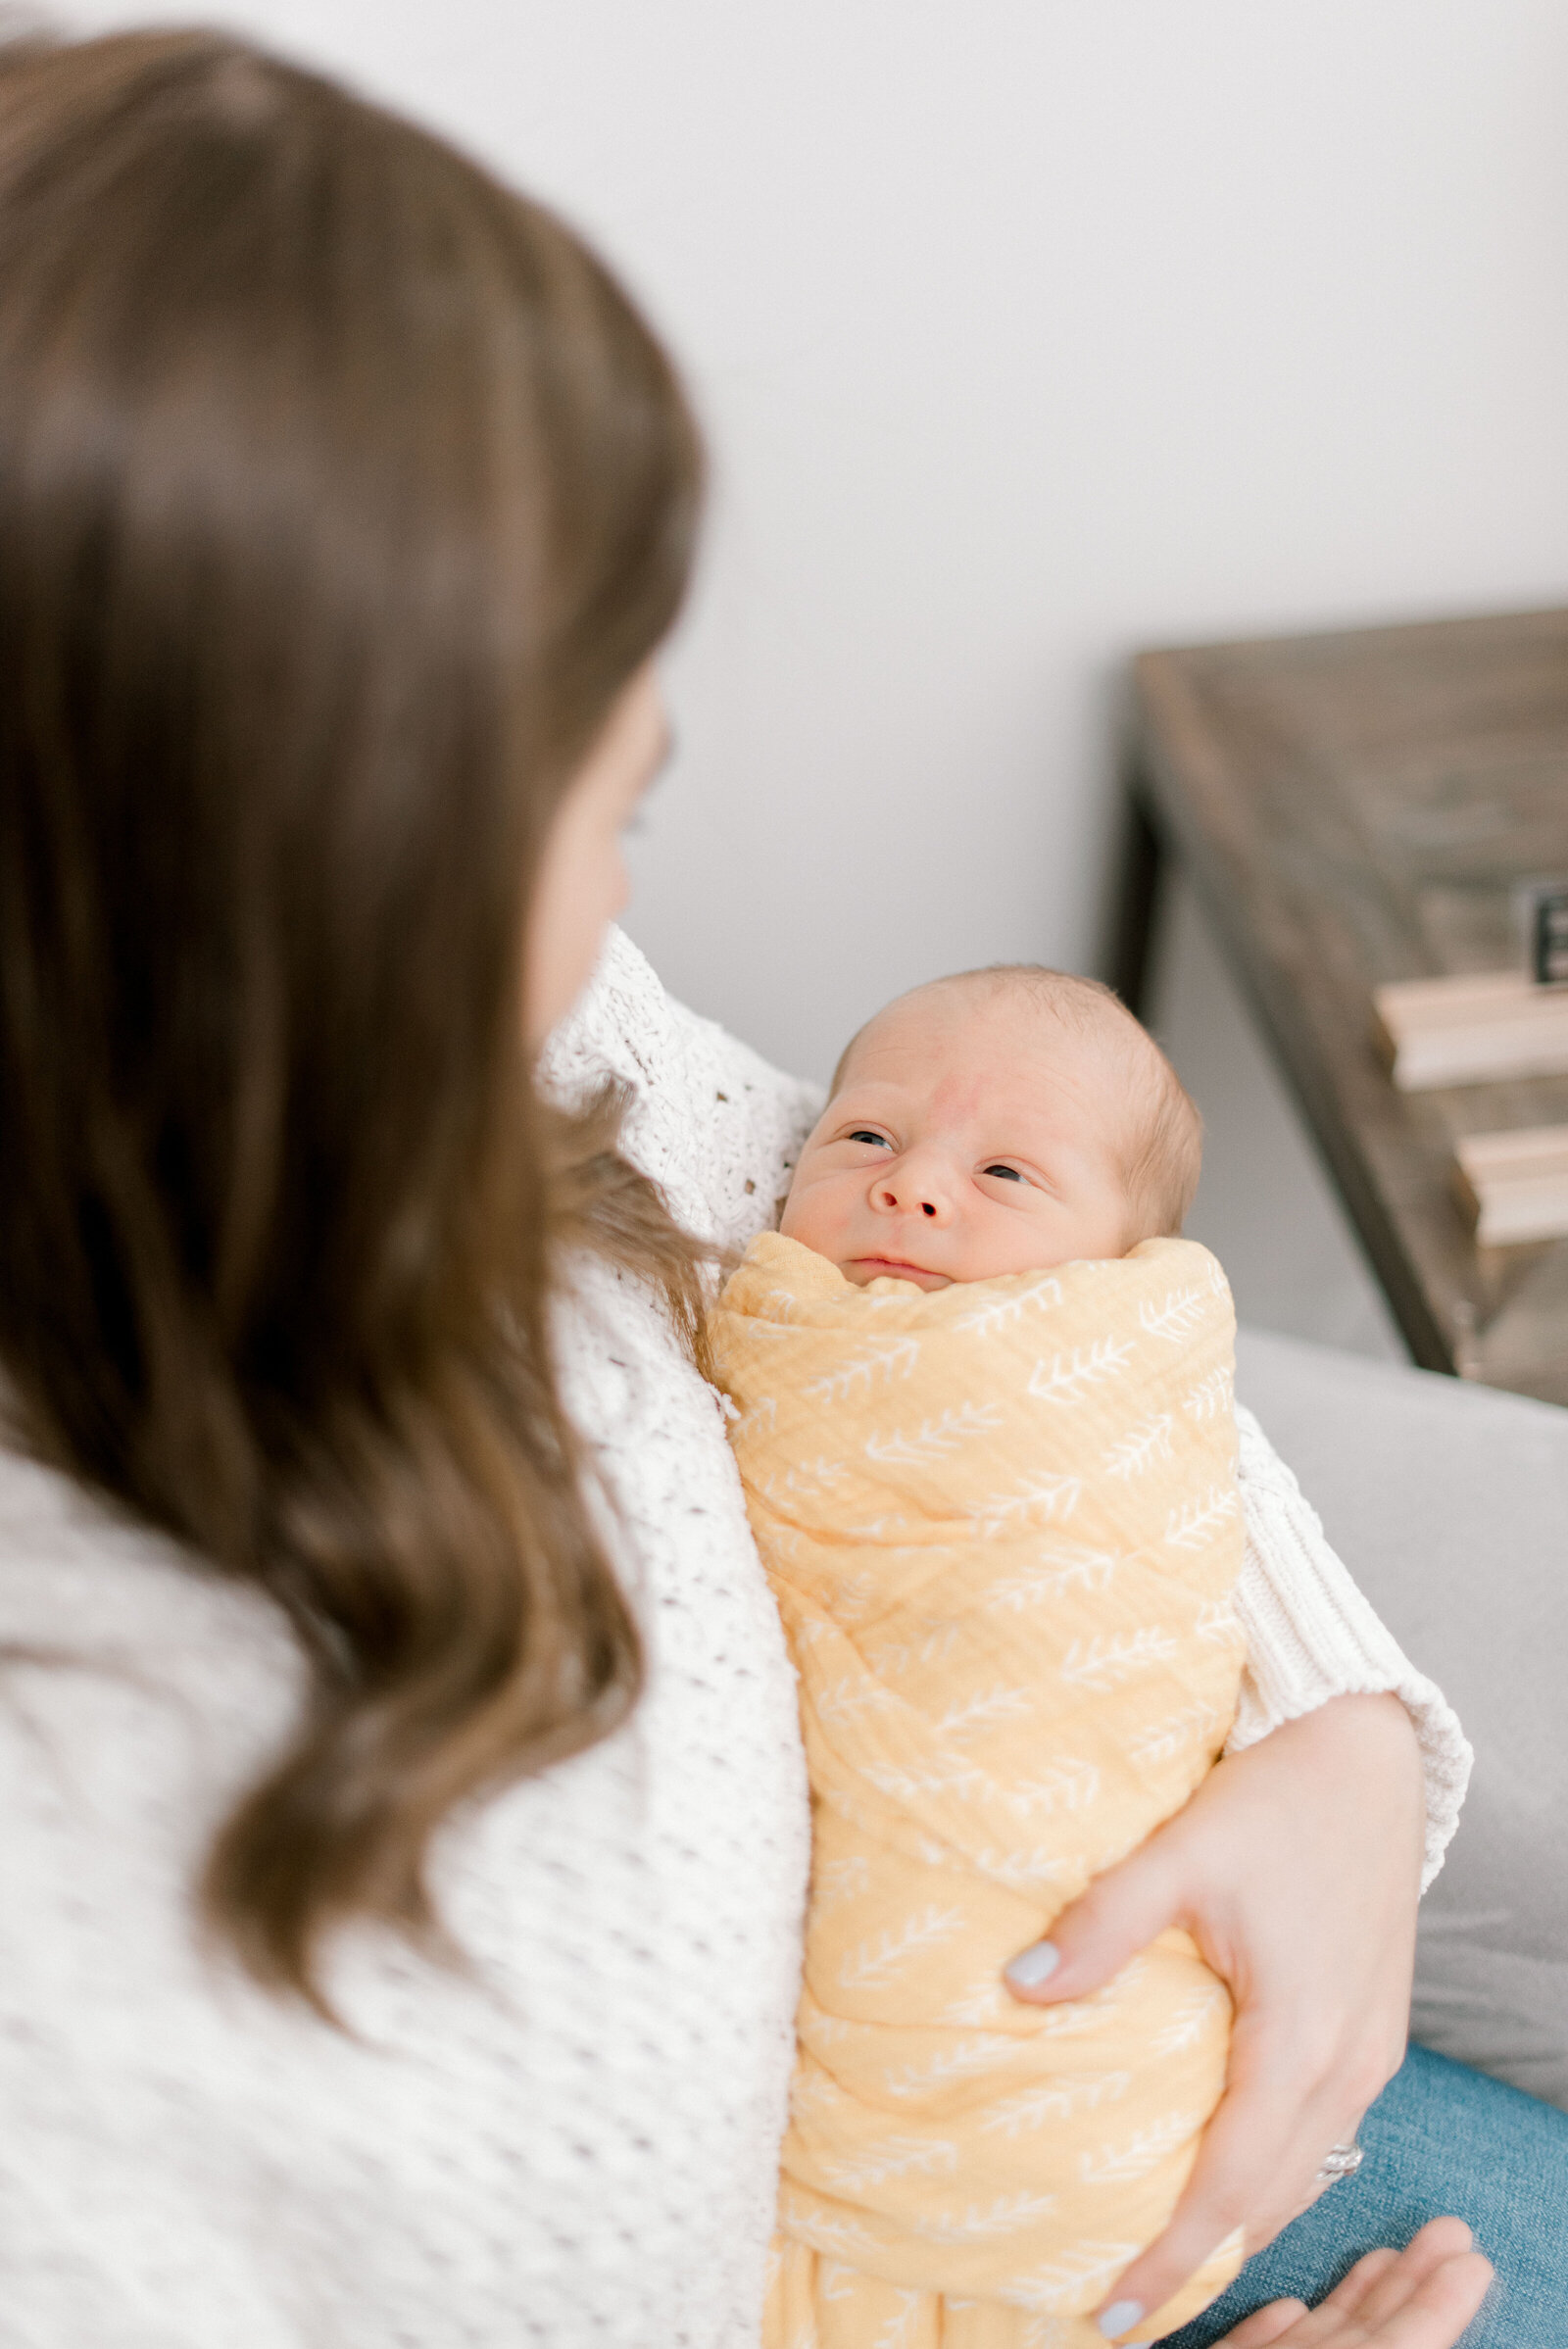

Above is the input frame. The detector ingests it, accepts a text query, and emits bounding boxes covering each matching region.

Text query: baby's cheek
[778,1177,842,1257]
[775,1179,812,1244]
[957,1233,1070,1281]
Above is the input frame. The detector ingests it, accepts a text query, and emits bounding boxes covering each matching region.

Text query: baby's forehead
[845,977,1132,1087]
[833,986,1144,1159]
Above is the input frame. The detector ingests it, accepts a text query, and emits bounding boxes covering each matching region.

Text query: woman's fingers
[1003,1835,1181,2005]
[1279,2252,1493,2346]
[1206,2225,1494,2349]
[1038,1696,1422,2325]
[1392,2254,1494,2344]
[1003,1698,1432,2334]
[1090,2012,1366,2328]
[1319,2220,1473,2318]
[1311,2220,1492,2339]
[1204,2301,1310,2347]
[1366,2251,1494,2345]
[1310,2247,1402,2310]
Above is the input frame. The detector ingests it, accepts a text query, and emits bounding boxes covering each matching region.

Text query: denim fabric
[1156,2044,1568,2347]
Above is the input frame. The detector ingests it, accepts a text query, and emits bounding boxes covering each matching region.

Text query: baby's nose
[875,1167,950,1220]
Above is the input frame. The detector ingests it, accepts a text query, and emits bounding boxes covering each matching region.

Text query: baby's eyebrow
[826,1089,907,1117]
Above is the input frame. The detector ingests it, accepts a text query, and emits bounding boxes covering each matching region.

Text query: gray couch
[1238,1328,1568,2113]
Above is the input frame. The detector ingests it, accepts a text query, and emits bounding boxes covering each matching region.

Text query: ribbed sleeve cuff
[1231,1403,1472,1892]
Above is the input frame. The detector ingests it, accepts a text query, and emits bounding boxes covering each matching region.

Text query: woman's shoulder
[537,927,822,1250]
[0,1440,304,1856]
[0,1438,298,1687]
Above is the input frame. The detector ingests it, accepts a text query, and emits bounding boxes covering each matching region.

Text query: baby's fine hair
[831,964,1202,1242]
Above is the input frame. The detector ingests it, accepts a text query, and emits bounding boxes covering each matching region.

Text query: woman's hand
[1209,2219,1493,2348]
[1004,1692,1429,2336]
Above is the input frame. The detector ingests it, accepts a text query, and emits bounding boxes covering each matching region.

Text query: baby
[709,966,1249,2349]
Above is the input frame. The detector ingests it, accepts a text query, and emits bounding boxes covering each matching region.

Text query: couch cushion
[1236,1326,1568,2112]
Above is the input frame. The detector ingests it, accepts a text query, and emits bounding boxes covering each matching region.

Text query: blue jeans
[1157,2045,1568,2347]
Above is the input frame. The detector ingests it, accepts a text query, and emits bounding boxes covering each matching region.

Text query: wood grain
[1372,971,1568,1090]
[1454,1126,1568,1248]
[1128,607,1568,1405]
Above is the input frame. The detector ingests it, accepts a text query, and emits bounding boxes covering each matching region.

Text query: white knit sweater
[0,928,1468,2349]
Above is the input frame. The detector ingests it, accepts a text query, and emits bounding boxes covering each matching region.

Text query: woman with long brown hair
[0,27,1551,2348]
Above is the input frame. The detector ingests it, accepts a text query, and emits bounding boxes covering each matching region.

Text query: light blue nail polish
[1004,1939,1060,1989]
[1097,2301,1146,2341]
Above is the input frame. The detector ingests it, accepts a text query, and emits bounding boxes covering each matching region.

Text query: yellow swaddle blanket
[710,1231,1250,2349]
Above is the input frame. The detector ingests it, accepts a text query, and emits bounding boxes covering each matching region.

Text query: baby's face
[781,988,1135,1290]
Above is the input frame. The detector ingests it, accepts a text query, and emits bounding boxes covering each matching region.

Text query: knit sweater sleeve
[1230,1402,1471,1891]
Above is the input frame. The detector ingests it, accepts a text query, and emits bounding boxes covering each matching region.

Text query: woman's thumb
[1003,1843,1180,2005]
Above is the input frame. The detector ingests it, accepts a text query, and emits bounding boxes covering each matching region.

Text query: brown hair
[829,965,1202,1240]
[0,29,706,2005]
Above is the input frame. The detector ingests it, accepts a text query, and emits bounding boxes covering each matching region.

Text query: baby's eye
[983,1163,1024,1183]
[847,1129,892,1150]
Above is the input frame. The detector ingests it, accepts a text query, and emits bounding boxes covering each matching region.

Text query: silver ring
[1314,2140,1365,2187]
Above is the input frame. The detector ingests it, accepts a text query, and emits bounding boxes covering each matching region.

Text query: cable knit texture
[1229,1404,1468,1888]
[0,926,1466,2345]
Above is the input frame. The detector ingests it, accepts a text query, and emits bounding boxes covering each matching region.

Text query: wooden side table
[1115,608,1568,1406]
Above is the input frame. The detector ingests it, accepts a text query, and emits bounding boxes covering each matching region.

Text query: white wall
[62,0,1568,1348]
[67,0,1568,1069]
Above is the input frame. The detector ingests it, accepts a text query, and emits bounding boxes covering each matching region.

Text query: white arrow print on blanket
[1002,2241,1142,2313]
[1059,1628,1179,1690]
[1026,1338,1136,1406]
[933,1684,1035,1743]
[979,2072,1134,2138]
[967,1475,1083,1540]
[882,2035,1023,2100]
[776,2196,880,2263]
[1102,1412,1174,1481]
[838,1906,968,1990]
[915,2190,1060,2245]
[817,2135,959,2193]
[1151,1985,1229,2056]
[1002,1755,1102,1815]
[804,1337,920,1404]
[1164,1485,1241,1550]
[1138,1286,1209,1344]
[1182,1365,1235,1422]
[865,1401,1005,1466]
[953,1275,1064,1337]
[984,1547,1117,1608]
[1078,2111,1198,2186]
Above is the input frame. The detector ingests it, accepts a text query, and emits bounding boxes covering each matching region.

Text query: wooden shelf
[1455,1126,1568,1248]
[1125,605,1568,1403]
[1373,971,1568,1092]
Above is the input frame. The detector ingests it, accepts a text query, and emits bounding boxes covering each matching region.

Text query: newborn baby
[709,966,1249,2349]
